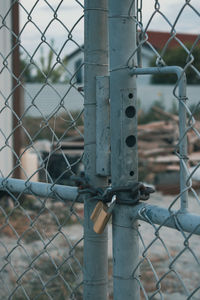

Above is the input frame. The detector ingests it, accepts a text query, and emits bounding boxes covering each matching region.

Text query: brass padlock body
[93,209,111,234]
[93,205,111,234]
[90,201,105,223]
[90,201,111,234]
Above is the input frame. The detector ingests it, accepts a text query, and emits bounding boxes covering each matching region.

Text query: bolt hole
[125,106,136,118]
[126,135,136,147]
[130,171,134,176]
[128,93,133,99]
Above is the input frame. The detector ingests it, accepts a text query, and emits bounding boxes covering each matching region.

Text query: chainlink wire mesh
[1,0,200,299]
[132,1,200,299]
[0,1,84,299]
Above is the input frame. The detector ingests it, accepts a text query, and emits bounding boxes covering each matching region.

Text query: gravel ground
[0,192,200,299]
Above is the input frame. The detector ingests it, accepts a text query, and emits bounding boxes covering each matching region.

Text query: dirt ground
[0,192,200,299]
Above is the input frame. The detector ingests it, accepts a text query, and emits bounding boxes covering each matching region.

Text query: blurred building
[67,31,199,85]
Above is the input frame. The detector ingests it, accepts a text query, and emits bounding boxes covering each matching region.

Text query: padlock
[93,203,111,234]
[90,201,105,223]
[90,196,116,234]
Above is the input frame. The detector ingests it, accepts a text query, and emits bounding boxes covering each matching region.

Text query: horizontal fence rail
[135,204,200,236]
[0,177,79,202]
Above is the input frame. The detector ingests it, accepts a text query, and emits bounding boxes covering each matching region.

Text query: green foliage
[150,45,200,84]
[169,100,178,115]
[20,40,68,83]
[20,59,35,82]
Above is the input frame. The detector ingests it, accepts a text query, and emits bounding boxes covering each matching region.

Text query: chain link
[0,1,84,299]
[0,0,200,299]
[132,1,200,298]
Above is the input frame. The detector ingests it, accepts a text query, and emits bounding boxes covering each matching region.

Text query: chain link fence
[0,1,84,299]
[1,0,200,299]
[132,0,200,299]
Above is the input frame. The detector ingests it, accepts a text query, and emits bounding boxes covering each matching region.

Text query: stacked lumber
[138,120,178,158]
[62,106,200,193]
[138,107,200,192]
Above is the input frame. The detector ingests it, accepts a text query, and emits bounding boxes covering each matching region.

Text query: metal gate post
[109,1,140,299]
[84,0,109,299]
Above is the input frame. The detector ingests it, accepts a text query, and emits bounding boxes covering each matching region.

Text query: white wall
[24,83,84,117]
[137,83,200,112]
[24,82,200,117]
[0,1,13,177]
[23,47,199,117]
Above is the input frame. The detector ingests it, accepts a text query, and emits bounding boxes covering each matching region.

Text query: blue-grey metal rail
[0,177,79,202]
[130,66,188,212]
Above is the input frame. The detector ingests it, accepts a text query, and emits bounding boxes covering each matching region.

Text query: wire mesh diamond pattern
[0,1,84,299]
[1,0,200,299]
[132,1,200,299]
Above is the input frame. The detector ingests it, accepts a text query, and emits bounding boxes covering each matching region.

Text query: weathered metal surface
[96,76,110,176]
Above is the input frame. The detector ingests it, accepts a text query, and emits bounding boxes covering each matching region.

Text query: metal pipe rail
[2,177,198,236]
[134,203,200,236]
[112,202,200,238]
[0,177,79,202]
[129,65,184,77]
[130,66,188,212]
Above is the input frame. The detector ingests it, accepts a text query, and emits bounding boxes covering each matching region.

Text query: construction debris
[50,107,200,194]
[138,107,200,193]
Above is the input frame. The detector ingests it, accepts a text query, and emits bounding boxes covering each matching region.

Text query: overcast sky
[19,0,200,58]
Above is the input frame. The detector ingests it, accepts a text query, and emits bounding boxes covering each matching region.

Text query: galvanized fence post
[109,1,140,299]
[84,0,109,299]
